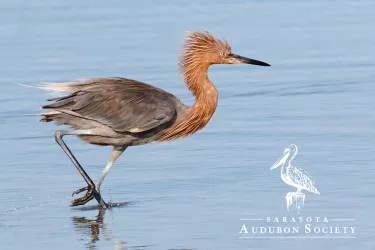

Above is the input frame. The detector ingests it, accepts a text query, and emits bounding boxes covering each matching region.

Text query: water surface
[0,0,374,249]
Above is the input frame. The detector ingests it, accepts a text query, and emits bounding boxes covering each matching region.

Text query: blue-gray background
[0,0,374,249]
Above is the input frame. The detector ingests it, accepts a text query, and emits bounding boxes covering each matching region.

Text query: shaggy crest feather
[178,31,231,97]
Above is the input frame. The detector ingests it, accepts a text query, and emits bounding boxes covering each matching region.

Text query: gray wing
[42,78,178,133]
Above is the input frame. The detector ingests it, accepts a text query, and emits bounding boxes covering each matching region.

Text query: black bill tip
[248,58,271,67]
[231,54,271,67]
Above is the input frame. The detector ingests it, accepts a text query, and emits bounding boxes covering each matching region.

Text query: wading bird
[39,31,270,207]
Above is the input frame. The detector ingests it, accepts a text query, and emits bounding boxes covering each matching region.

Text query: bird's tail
[17,78,98,94]
[19,79,100,123]
[17,82,77,122]
[39,110,63,122]
[17,82,62,91]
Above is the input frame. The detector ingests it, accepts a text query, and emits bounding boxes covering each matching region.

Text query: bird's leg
[54,130,103,206]
[94,146,126,207]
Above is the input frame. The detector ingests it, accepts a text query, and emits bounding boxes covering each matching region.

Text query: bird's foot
[70,185,95,206]
[71,185,108,208]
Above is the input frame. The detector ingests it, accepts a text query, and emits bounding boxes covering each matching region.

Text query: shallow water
[0,0,374,249]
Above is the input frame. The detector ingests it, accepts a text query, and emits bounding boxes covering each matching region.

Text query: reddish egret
[39,31,270,207]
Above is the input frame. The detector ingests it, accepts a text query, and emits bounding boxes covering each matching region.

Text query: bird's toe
[70,185,95,206]
[72,186,89,197]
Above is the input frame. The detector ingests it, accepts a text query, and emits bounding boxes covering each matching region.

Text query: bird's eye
[220,52,226,57]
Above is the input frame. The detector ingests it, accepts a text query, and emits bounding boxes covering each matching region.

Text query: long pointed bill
[229,54,271,66]
[270,150,289,170]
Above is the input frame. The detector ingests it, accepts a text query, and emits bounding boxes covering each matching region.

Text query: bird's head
[270,144,298,170]
[180,31,270,70]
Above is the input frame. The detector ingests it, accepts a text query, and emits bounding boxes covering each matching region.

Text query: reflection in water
[72,203,131,250]
[71,203,194,250]
[72,208,107,249]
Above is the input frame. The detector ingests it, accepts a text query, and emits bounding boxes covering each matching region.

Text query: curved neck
[288,151,297,166]
[157,64,218,141]
[188,65,218,112]
[183,63,218,135]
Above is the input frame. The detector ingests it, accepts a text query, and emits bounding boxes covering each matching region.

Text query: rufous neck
[185,65,218,129]
[186,65,218,106]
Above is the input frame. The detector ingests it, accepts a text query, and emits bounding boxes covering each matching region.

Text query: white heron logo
[271,144,320,211]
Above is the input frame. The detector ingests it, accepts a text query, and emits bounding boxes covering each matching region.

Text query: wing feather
[42,78,178,133]
[291,167,318,193]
